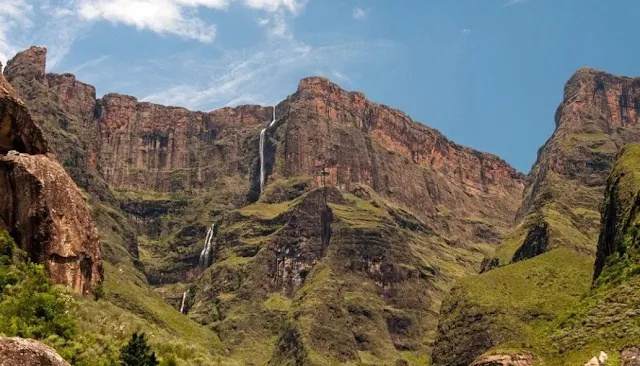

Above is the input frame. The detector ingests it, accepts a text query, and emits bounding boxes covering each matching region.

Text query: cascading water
[179,290,189,314]
[198,224,215,269]
[259,106,277,193]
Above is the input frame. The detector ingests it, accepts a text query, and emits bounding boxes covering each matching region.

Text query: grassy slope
[185,180,497,365]
[75,200,229,365]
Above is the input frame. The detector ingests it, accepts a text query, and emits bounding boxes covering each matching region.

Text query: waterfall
[199,224,215,269]
[179,290,189,314]
[260,106,277,193]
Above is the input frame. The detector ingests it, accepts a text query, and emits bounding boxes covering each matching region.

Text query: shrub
[0,231,77,340]
[119,332,159,366]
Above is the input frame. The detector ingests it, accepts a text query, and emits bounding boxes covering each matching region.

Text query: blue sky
[1,0,639,172]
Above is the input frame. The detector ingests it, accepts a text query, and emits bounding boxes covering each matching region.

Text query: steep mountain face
[3,46,528,364]
[433,69,640,365]
[0,70,101,294]
[545,144,640,364]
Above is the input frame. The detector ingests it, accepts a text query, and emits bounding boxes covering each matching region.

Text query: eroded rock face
[271,77,524,226]
[0,66,48,155]
[513,68,640,261]
[0,337,69,366]
[0,153,102,293]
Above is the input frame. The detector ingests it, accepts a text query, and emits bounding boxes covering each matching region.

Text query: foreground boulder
[0,337,69,366]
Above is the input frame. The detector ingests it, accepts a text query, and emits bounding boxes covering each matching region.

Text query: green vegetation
[435,248,595,365]
[0,231,77,341]
[119,332,159,366]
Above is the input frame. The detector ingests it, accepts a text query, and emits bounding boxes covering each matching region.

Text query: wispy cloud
[352,7,368,20]
[331,71,351,84]
[68,54,112,74]
[463,28,471,34]
[502,0,531,8]
[0,0,309,69]
[0,0,34,67]
[140,38,393,109]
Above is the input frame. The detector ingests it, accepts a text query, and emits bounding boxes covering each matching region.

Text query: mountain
[432,69,640,365]
[0,46,527,364]
[4,43,640,365]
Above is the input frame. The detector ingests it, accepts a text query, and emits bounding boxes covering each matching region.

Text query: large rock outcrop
[433,69,640,366]
[0,337,69,366]
[0,153,102,294]
[0,69,102,294]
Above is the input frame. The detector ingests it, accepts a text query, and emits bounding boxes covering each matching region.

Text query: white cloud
[242,0,306,14]
[256,11,293,39]
[463,28,471,34]
[0,0,34,66]
[0,0,309,68]
[76,0,219,42]
[331,71,351,84]
[352,7,367,20]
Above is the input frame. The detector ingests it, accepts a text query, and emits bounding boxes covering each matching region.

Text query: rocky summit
[1,43,640,366]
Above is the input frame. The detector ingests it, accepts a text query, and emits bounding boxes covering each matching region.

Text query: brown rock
[622,347,640,366]
[3,46,47,83]
[0,153,102,294]
[0,337,69,366]
[0,70,48,154]
[95,93,271,192]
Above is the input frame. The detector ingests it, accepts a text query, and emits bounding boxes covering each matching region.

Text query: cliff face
[432,70,640,365]
[271,77,524,225]
[0,69,102,294]
[594,144,640,282]
[484,68,640,269]
[96,95,270,192]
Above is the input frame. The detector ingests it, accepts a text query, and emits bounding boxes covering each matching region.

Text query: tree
[119,332,159,366]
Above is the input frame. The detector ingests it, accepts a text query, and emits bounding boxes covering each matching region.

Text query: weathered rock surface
[0,153,102,293]
[271,76,524,227]
[0,337,69,366]
[0,63,48,155]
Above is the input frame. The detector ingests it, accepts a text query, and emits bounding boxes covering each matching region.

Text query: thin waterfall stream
[260,106,277,193]
[179,290,189,314]
[198,224,215,269]
[199,107,276,271]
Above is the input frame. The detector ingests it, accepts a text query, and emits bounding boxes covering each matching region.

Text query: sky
[1,0,639,173]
